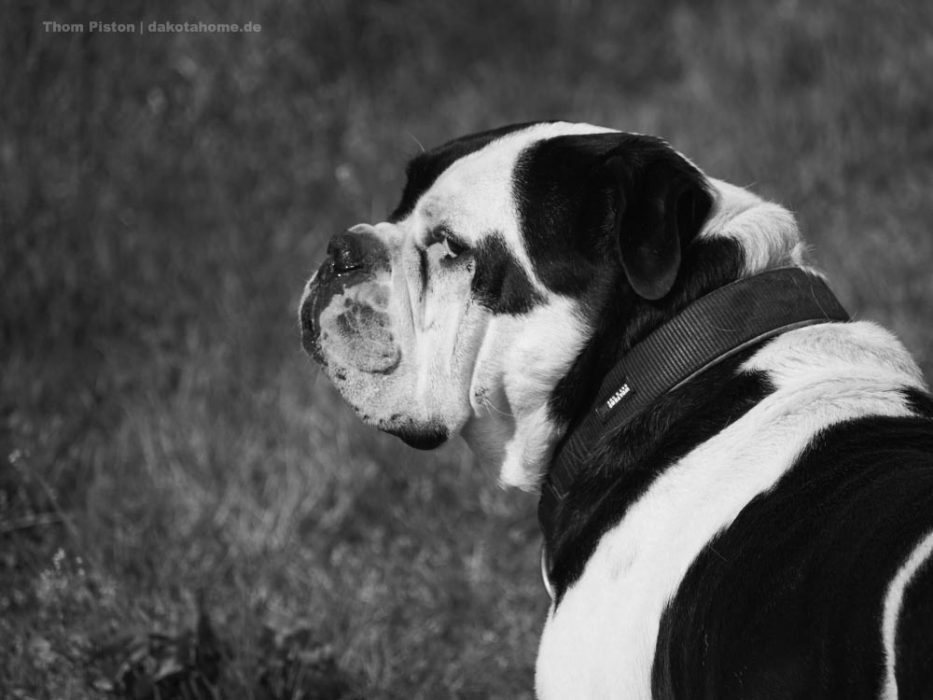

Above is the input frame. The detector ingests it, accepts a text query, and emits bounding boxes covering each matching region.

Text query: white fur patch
[702,178,805,275]
[536,321,925,699]
[881,528,933,700]
[464,296,591,490]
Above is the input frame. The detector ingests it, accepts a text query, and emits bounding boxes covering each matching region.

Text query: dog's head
[299,122,803,488]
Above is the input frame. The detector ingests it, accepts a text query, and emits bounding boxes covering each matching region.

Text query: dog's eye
[442,236,467,259]
[429,226,468,260]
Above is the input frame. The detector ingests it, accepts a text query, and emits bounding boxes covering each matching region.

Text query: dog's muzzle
[299,227,398,372]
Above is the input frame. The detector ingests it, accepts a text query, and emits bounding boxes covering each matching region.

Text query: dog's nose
[327,232,367,274]
[326,226,390,275]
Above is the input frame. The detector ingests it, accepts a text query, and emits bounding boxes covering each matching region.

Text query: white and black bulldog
[298,122,933,699]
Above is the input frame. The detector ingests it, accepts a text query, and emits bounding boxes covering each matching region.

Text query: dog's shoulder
[539,318,933,698]
[654,404,933,699]
[652,320,933,698]
[745,317,925,390]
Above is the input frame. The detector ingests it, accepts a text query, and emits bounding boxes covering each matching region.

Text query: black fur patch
[513,132,712,298]
[513,133,621,297]
[903,386,933,419]
[652,415,933,699]
[389,122,542,222]
[543,343,775,605]
[470,233,543,315]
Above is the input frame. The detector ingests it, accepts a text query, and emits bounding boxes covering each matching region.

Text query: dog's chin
[383,422,449,450]
[319,352,454,452]
[312,308,466,452]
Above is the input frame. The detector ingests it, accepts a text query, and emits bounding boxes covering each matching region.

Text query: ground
[2,0,932,697]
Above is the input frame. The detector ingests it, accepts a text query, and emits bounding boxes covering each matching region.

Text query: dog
[299,122,933,699]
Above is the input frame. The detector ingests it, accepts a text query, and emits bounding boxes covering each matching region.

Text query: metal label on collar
[597,382,632,420]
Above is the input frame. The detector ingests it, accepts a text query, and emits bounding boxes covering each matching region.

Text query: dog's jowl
[299,122,933,699]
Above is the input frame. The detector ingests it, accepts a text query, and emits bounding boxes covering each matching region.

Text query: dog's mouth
[299,285,326,364]
[300,270,453,449]
[301,271,401,375]
[320,296,400,374]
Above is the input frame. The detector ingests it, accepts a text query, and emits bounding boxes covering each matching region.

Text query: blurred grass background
[1,0,932,697]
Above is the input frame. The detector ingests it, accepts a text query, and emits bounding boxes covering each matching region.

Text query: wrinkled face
[299,214,490,450]
[299,121,718,487]
[300,123,602,449]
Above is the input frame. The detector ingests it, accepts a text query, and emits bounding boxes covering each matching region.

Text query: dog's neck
[536,268,848,604]
[539,342,776,603]
[539,268,849,546]
[468,181,807,491]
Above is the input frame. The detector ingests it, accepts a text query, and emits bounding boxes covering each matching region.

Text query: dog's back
[539,320,933,699]
[656,394,933,698]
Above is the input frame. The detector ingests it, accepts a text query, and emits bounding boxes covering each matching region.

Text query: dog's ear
[603,138,713,301]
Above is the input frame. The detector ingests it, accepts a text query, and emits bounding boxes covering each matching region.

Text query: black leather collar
[538,268,850,560]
